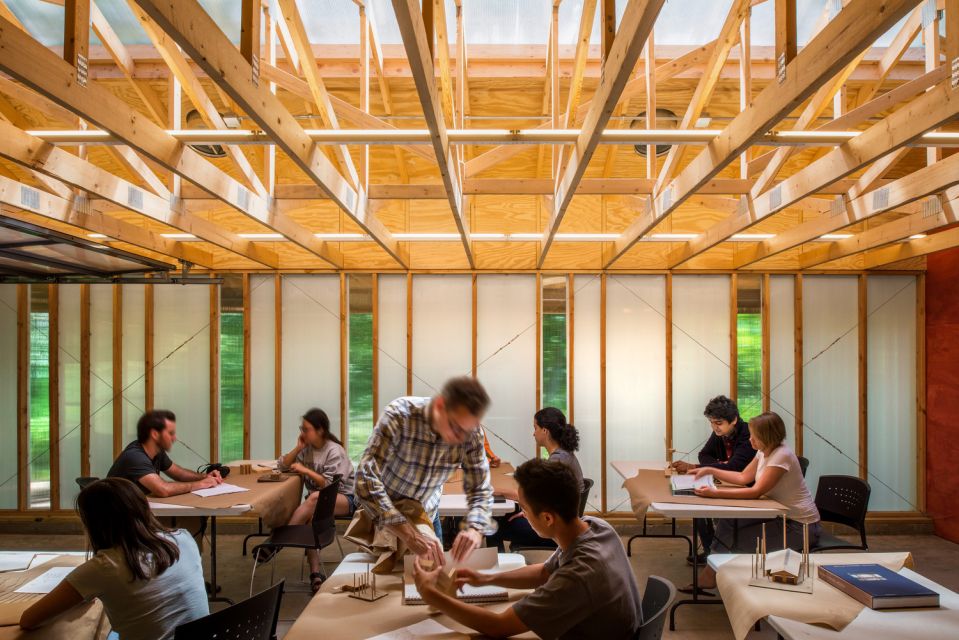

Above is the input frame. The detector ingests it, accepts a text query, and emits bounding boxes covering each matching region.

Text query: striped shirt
[355,396,493,532]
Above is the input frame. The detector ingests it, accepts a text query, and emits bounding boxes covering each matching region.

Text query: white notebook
[670,473,715,495]
[402,548,509,606]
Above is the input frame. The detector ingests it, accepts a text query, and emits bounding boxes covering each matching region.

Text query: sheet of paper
[367,618,463,640]
[148,501,194,510]
[0,552,36,573]
[190,483,250,498]
[14,567,74,594]
[671,474,715,492]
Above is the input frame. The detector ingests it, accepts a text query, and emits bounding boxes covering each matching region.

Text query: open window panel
[0,215,172,282]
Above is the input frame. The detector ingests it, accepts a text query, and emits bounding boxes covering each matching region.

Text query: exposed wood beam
[464,40,716,178]
[947,0,959,68]
[359,5,370,191]
[924,2,943,166]
[608,0,921,268]
[542,0,665,267]
[364,1,393,115]
[0,0,24,31]
[670,78,959,267]
[739,12,751,178]
[455,0,468,168]
[563,0,598,132]
[109,145,170,198]
[64,0,91,79]
[392,0,471,266]
[240,0,260,68]
[853,5,923,106]
[602,0,616,62]
[774,0,797,80]
[862,220,959,267]
[275,0,360,190]
[124,0,402,267]
[654,0,750,191]
[0,174,213,268]
[741,152,959,267]
[433,0,455,127]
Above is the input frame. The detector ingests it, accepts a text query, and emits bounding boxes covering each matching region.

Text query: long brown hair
[76,478,180,581]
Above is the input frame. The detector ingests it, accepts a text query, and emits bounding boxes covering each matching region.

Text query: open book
[670,473,716,496]
[402,548,509,606]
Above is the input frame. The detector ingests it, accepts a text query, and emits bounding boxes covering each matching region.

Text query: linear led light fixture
[730,233,776,241]
[160,233,200,240]
[87,233,109,239]
[817,233,854,241]
[28,129,959,148]
[908,234,927,240]
[645,233,698,241]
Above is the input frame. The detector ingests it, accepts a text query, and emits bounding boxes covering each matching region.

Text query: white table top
[610,460,668,479]
[709,554,959,640]
[438,493,515,516]
[650,500,786,519]
[331,552,527,578]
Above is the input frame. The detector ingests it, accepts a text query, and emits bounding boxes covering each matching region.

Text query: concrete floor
[2,527,958,639]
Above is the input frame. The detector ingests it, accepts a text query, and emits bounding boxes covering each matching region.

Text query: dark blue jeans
[486,511,556,551]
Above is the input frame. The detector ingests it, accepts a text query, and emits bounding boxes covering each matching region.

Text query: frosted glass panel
[867,276,917,511]
[281,276,340,452]
[769,276,796,447]
[0,286,18,508]
[153,284,210,470]
[250,276,275,460]
[803,276,859,494]
[411,276,471,395]
[606,276,667,511]
[121,285,145,447]
[572,276,602,512]
[89,285,114,477]
[378,275,408,414]
[58,286,81,509]
[672,276,731,460]
[476,275,536,468]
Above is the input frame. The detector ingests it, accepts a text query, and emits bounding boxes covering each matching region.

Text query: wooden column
[535,273,541,408]
[761,274,771,412]
[406,273,413,395]
[64,0,91,85]
[568,273,575,425]
[916,273,926,512]
[601,0,616,62]
[48,285,60,510]
[599,274,607,514]
[858,274,868,480]
[274,273,282,457]
[80,284,91,477]
[144,283,154,410]
[775,0,797,83]
[372,273,379,418]
[665,273,673,462]
[112,284,122,457]
[242,274,251,460]
[209,282,220,461]
[340,273,348,446]
[472,273,478,377]
[794,274,804,454]
[729,274,738,400]
[16,285,28,510]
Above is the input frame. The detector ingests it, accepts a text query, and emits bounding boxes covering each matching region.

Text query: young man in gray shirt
[413,458,643,639]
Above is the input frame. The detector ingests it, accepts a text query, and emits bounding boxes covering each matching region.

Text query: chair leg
[249,555,259,597]
[335,534,345,559]
[270,551,277,587]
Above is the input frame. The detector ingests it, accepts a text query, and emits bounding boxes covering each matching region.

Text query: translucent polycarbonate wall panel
[867,276,918,511]
[476,275,536,468]
[121,285,146,448]
[153,284,210,470]
[769,276,796,447]
[411,275,471,396]
[28,285,50,509]
[672,276,731,461]
[541,276,568,414]
[606,275,667,511]
[219,276,245,463]
[0,286,19,508]
[347,275,374,460]
[58,286,81,509]
[281,276,340,452]
[803,276,859,494]
[377,275,408,415]
[572,276,602,512]
[736,276,763,421]
[249,276,275,460]
[89,285,114,479]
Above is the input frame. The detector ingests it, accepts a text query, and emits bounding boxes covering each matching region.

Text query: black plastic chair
[635,575,676,640]
[174,580,283,640]
[798,456,809,478]
[249,478,340,594]
[75,477,99,490]
[811,475,871,552]
[579,478,594,517]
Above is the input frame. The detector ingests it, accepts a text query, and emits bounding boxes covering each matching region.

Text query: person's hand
[296,433,308,450]
[195,476,219,490]
[403,528,445,568]
[672,460,694,474]
[450,528,482,563]
[413,556,442,596]
[453,567,490,590]
[290,462,308,475]
[694,485,719,498]
[207,469,223,482]
[692,467,711,479]
[507,510,526,523]
[489,454,501,468]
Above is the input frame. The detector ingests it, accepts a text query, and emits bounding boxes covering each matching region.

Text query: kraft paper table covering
[623,469,788,517]
[0,555,106,640]
[283,557,537,640]
[716,551,914,640]
[443,463,518,497]
[147,469,302,529]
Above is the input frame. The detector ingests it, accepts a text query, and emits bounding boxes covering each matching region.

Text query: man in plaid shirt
[355,376,494,567]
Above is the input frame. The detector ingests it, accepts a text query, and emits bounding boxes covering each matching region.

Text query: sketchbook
[402,548,509,606]
[670,473,716,496]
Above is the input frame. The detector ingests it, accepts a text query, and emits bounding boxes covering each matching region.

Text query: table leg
[668,517,723,631]
[242,517,269,556]
[207,517,235,606]
[626,517,693,558]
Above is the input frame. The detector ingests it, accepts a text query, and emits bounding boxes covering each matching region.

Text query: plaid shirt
[355,396,493,532]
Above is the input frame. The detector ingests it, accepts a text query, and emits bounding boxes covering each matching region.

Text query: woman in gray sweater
[273,408,356,591]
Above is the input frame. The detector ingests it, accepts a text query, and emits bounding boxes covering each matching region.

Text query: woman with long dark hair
[274,407,356,592]
[486,407,585,550]
[19,478,208,639]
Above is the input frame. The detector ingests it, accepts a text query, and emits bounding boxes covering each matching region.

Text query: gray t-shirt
[66,529,209,640]
[548,448,585,493]
[278,439,356,495]
[513,517,643,640]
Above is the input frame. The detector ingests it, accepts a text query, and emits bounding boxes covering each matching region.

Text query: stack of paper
[670,474,716,495]
[191,483,250,498]
[14,567,74,594]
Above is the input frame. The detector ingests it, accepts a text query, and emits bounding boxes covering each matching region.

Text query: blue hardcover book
[818,564,940,609]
